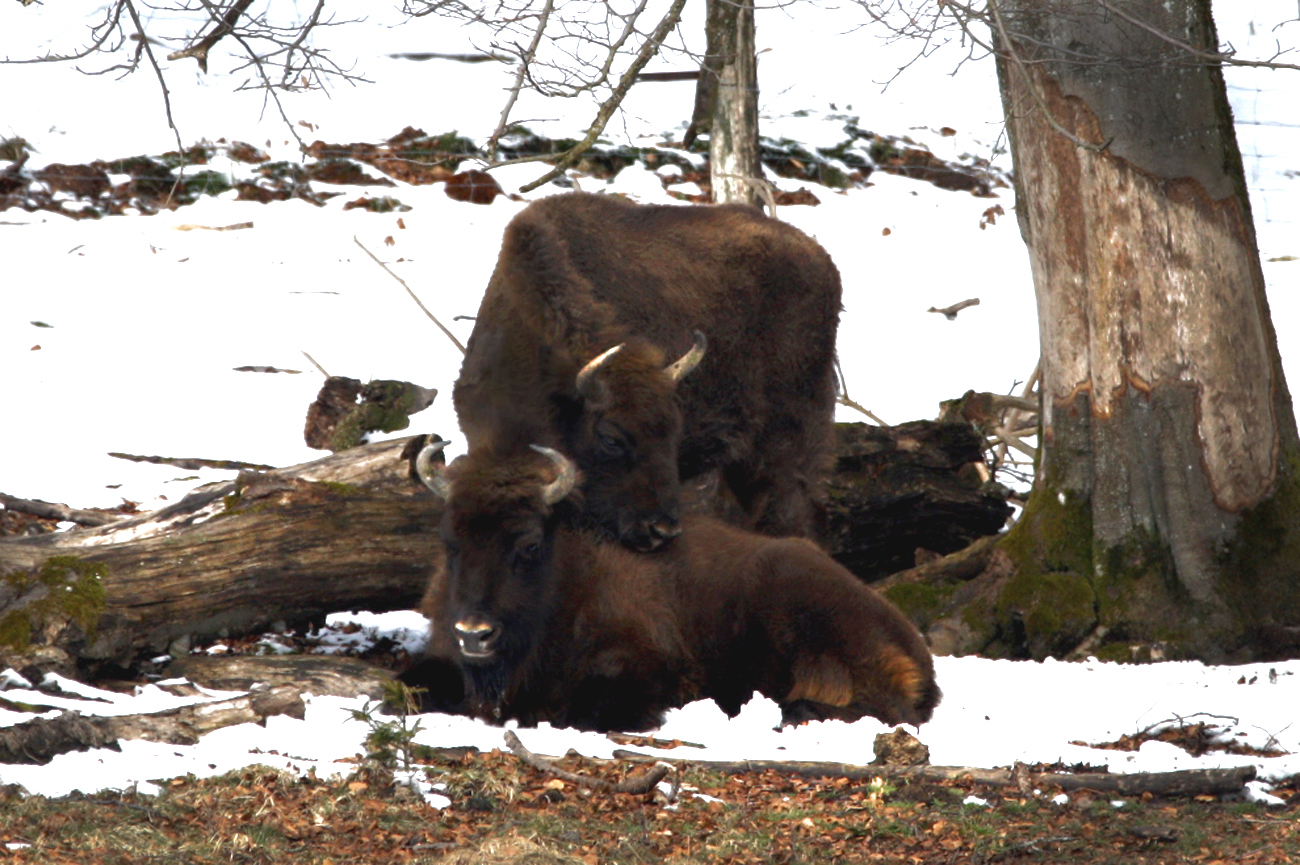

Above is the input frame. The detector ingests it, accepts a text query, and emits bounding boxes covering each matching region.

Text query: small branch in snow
[0,684,305,765]
[353,236,466,356]
[301,350,331,378]
[927,297,980,320]
[505,730,672,795]
[108,453,275,472]
[0,494,125,527]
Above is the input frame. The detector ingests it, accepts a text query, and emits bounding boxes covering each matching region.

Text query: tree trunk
[704,0,762,206]
[974,0,1300,661]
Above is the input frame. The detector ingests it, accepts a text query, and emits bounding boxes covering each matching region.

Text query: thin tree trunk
[704,0,762,206]
[971,0,1300,661]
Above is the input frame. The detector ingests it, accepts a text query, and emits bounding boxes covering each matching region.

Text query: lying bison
[401,443,940,732]
[453,192,843,550]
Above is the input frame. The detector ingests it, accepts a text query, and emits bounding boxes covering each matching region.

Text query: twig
[167,0,256,73]
[486,0,555,162]
[987,0,1111,153]
[0,494,125,527]
[353,236,466,355]
[505,730,672,795]
[387,52,511,63]
[990,426,1038,459]
[834,357,888,426]
[928,298,980,319]
[300,350,331,378]
[518,0,688,193]
[122,0,186,194]
[107,452,275,471]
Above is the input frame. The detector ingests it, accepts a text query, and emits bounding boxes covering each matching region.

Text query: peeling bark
[985,0,1300,661]
[704,0,762,206]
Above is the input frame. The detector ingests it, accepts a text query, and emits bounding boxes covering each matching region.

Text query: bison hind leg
[780,647,940,728]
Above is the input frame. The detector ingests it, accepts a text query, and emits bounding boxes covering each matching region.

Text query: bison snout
[649,519,681,543]
[627,517,681,552]
[454,617,500,659]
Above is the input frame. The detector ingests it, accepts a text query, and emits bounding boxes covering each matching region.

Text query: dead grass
[2,749,1297,865]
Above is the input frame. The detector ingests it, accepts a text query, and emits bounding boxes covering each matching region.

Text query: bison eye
[514,533,544,565]
[594,422,628,458]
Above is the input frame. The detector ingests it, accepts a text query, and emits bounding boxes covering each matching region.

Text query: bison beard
[405,448,940,733]
[452,192,843,550]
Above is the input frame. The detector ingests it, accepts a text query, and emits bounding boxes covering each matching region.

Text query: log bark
[0,684,305,765]
[610,751,1257,798]
[0,436,444,674]
[824,422,1012,580]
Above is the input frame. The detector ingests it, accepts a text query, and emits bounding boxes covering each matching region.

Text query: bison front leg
[396,656,467,715]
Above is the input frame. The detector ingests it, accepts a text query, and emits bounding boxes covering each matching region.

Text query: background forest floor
[4,750,1298,864]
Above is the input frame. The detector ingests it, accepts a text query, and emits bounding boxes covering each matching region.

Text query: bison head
[418,441,578,704]
[564,331,705,552]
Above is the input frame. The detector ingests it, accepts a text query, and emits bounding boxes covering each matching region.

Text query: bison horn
[574,343,624,400]
[665,330,707,382]
[416,438,452,500]
[529,444,578,505]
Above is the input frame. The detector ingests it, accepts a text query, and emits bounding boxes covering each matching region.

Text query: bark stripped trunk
[703,0,762,206]
[981,0,1300,661]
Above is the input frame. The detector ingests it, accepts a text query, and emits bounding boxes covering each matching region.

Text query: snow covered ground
[1,2,1298,802]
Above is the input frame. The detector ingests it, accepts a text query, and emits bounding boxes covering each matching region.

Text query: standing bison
[402,443,941,732]
[453,192,843,550]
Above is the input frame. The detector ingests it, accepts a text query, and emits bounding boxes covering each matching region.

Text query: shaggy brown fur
[453,193,843,550]
[403,450,940,733]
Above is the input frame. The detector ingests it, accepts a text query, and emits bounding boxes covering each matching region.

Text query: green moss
[0,555,108,652]
[316,480,363,497]
[1218,445,1300,630]
[883,581,956,628]
[993,482,1098,658]
[327,380,430,452]
[184,169,233,198]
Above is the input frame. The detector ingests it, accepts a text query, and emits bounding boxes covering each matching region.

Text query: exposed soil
[0,122,1007,222]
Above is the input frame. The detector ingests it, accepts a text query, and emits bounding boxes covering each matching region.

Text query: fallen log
[0,684,305,765]
[823,421,1012,579]
[0,436,445,675]
[608,751,1258,799]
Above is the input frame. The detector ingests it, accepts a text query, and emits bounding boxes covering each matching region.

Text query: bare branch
[353,236,467,355]
[0,494,125,528]
[518,0,690,192]
[505,730,673,794]
[487,0,556,162]
[927,297,980,319]
[167,0,257,73]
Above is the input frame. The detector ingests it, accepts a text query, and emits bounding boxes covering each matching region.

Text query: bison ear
[665,330,707,383]
[574,343,623,404]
